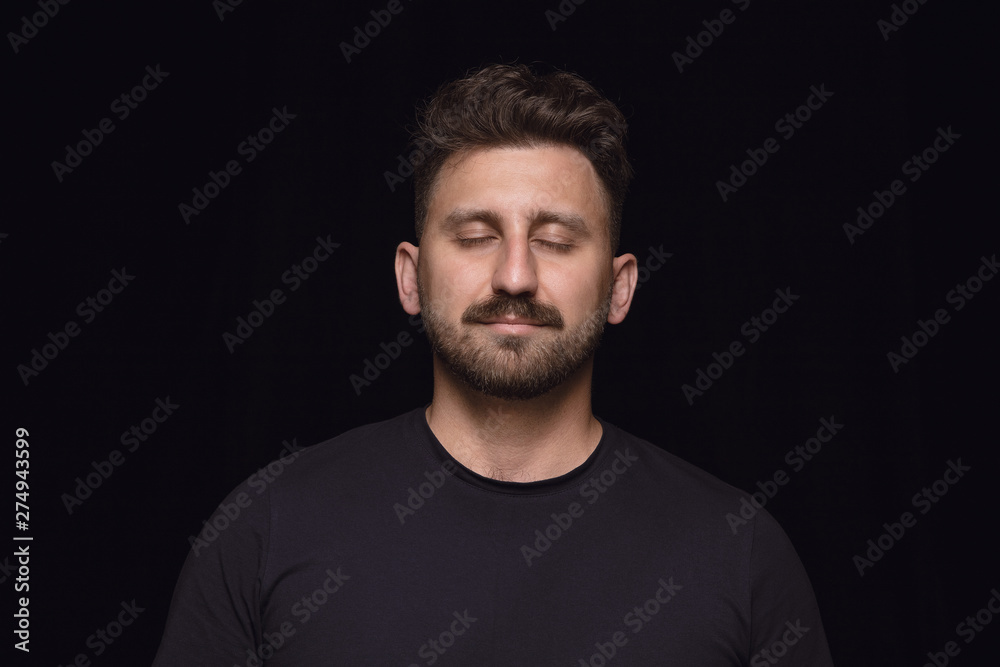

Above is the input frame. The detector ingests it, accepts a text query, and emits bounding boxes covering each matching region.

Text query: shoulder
[599,418,746,514]
[285,408,417,462]
[252,408,424,499]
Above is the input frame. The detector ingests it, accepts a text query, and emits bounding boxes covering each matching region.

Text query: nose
[491,236,538,298]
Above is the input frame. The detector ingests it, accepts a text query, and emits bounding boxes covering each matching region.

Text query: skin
[395,144,638,482]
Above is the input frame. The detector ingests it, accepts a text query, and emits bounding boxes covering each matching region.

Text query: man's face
[416,144,615,400]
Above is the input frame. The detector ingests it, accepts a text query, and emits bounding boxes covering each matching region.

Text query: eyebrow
[440,208,593,239]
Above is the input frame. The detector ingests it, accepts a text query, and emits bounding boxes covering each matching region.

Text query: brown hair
[411,63,633,252]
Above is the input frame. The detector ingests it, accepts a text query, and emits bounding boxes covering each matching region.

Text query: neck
[424,356,603,482]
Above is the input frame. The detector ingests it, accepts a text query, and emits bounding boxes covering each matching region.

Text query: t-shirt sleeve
[748,509,835,666]
[152,478,269,666]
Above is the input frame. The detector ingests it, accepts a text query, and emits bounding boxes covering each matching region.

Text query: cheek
[542,268,606,319]
[424,262,483,316]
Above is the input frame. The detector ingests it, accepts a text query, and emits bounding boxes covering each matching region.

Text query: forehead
[426,144,608,228]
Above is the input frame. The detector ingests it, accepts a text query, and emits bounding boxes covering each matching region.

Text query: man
[154,63,834,665]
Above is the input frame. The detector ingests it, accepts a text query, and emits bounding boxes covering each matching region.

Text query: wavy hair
[411,63,632,252]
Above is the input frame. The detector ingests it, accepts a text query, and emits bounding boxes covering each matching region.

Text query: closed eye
[456,236,494,246]
[455,237,573,251]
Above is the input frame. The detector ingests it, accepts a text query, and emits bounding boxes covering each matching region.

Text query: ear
[607,252,637,325]
[395,241,421,316]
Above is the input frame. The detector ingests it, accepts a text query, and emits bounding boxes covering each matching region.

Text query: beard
[417,275,613,401]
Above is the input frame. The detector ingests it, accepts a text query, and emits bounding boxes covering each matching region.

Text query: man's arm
[152,479,269,666]
[749,508,835,665]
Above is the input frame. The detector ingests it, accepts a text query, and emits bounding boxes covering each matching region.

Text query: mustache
[462,294,564,328]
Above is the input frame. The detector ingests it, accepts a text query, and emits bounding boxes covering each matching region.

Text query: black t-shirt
[153,407,834,666]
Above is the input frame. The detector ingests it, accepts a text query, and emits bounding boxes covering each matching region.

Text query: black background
[5,0,998,664]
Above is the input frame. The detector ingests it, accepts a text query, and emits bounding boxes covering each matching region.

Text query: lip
[479,317,545,326]
[478,317,546,333]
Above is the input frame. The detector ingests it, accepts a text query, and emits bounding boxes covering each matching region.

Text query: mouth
[478,316,547,334]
